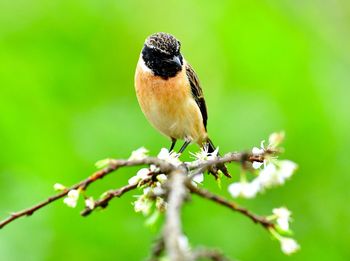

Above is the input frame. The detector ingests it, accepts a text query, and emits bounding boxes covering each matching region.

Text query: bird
[134,32,230,177]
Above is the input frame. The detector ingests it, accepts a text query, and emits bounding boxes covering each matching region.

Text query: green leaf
[145,210,161,227]
[216,171,223,189]
[95,158,113,169]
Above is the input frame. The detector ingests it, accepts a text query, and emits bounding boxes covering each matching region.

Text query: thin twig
[191,248,233,261]
[0,165,118,229]
[0,157,174,229]
[187,183,274,229]
[187,151,268,172]
[81,183,139,216]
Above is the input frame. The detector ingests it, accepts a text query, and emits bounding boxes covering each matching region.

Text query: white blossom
[157,148,181,166]
[85,197,95,209]
[268,131,285,149]
[228,180,260,199]
[252,161,264,169]
[273,207,291,231]
[142,181,165,196]
[63,189,80,208]
[280,237,300,255]
[252,140,266,169]
[156,174,167,183]
[256,163,279,187]
[190,147,208,161]
[252,141,265,155]
[278,160,298,179]
[143,187,151,195]
[128,175,140,186]
[149,164,159,173]
[256,161,297,189]
[190,145,219,162]
[128,168,150,185]
[155,197,167,211]
[152,182,165,195]
[251,132,285,169]
[178,234,191,253]
[128,147,149,161]
[53,183,66,191]
[192,173,204,184]
[133,196,152,215]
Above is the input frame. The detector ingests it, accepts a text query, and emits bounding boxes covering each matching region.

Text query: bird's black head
[142,32,183,79]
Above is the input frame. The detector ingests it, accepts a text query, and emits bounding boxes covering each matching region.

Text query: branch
[80,183,139,216]
[0,157,174,229]
[191,248,233,261]
[163,168,190,261]
[188,183,274,229]
[0,150,266,230]
[0,145,290,260]
[147,237,165,261]
[187,151,266,174]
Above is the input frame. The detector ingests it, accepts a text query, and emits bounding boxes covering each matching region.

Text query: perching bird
[134,32,230,177]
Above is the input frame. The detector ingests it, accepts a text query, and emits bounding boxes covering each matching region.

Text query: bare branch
[0,157,174,230]
[187,151,271,176]
[0,165,115,230]
[187,183,274,229]
[81,183,139,216]
[191,248,233,261]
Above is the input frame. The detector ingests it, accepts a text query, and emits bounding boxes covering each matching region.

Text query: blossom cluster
[226,132,299,254]
[126,147,209,223]
[228,132,297,199]
[53,184,95,210]
[128,148,174,222]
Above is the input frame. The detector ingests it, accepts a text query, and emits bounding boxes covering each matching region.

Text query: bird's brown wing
[185,63,208,130]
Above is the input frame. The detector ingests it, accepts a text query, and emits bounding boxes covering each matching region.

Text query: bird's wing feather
[185,63,208,130]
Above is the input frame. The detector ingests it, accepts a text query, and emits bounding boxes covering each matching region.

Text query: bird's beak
[171,56,182,67]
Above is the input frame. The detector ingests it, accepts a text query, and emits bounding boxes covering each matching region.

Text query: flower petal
[129,147,149,160]
[280,238,300,255]
[278,160,298,179]
[252,161,264,169]
[85,197,95,209]
[192,173,204,184]
[252,147,264,155]
[53,183,66,191]
[228,182,242,198]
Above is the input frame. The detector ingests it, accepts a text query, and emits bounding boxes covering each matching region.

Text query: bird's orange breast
[134,58,207,143]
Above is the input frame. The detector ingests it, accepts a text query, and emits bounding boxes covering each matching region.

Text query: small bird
[134,32,230,177]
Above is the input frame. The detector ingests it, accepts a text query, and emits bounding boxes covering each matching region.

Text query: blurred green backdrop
[1,0,349,260]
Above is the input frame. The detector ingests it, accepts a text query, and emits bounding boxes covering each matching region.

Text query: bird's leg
[178,140,191,154]
[169,138,177,152]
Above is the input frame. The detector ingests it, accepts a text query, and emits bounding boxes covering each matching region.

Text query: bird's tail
[206,138,231,178]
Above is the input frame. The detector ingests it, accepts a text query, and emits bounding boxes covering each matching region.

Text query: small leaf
[144,210,161,227]
[216,171,223,189]
[275,225,294,236]
[95,158,113,169]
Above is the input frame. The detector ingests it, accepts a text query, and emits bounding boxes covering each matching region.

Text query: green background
[0,0,349,260]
